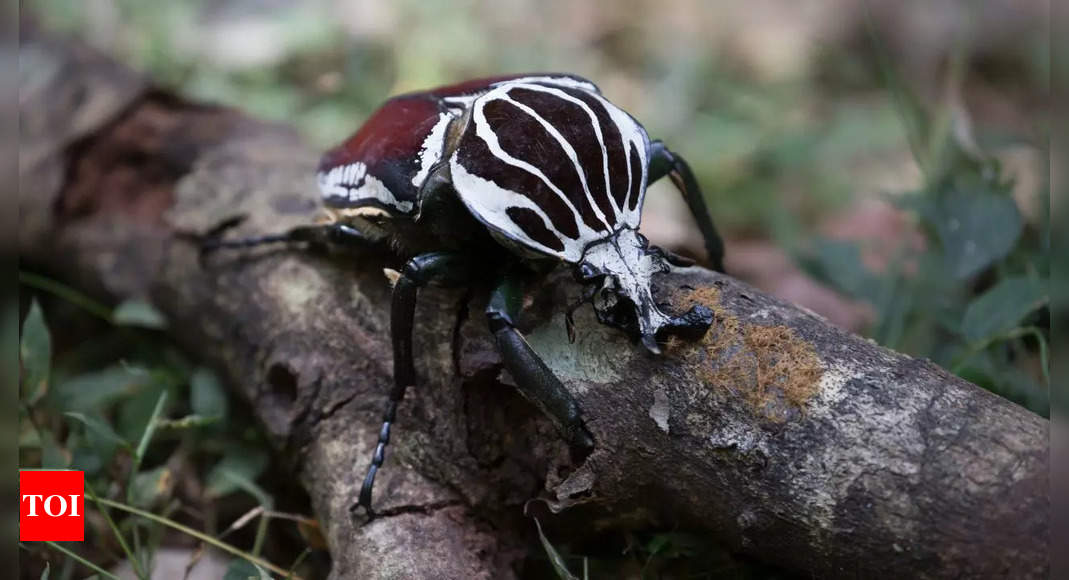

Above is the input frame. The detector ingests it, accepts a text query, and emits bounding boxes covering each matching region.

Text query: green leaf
[914,187,1023,279]
[112,299,168,329]
[223,559,271,580]
[871,39,930,171]
[65,412,130,450]
[155,414,219,429]
[961,277,1048,342]
[645,534,671,558]
[532,517,578,580]
[232,472,273,508]
[20,299,52,404]
[795,238,881,304]
[117,383,166,442]
[651,532,700,559]
[191,367,228,419]
[19,271,113,321]
[40,430,69,469]
[69,445,108,476]
[51,366,150,414]
[127,391,169,503]
[954,347,1049,416]
[40,562,50,580]
[206,447,269,498]
[128,465,173,509]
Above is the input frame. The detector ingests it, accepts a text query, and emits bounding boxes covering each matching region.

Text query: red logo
[20,471,85,541]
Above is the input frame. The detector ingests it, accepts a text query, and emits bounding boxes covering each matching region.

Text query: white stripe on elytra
[317,161,414,213]
[581,90,648,227]
[411,112,452,188]
[450,155,580,261]
[502,82,616,227]
[488,90,612,231]
[508,83,618,216]
[471,87,599,240]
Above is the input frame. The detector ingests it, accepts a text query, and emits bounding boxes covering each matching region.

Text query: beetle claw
[349,502,376,526]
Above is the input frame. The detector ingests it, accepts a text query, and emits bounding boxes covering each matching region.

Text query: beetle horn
[639,298,713,354]
[654,304,714,343]
[579,229,713,354]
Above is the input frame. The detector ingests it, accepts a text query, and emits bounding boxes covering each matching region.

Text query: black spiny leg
[357,252,474,520]
[199,222,385,255]
[487,272,595,460]
[648,140,726,272]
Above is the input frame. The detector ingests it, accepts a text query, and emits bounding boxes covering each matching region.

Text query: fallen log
[18,33,1048,579]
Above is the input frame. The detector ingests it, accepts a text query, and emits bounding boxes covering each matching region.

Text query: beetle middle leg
[647,140,726,272]
[486,271,595,462]
[357,251,475,520]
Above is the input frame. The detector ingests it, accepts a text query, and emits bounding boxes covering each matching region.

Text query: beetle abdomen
[449,79,649,262]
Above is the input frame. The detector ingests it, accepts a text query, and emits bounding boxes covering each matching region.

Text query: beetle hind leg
[647,141,725,272]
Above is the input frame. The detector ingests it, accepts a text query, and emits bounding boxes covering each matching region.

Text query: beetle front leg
[357,251,474,520]
[647,140,726,272]
[486,272,595,460]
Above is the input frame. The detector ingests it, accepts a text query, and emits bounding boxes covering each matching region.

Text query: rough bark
[18,34,1049,579]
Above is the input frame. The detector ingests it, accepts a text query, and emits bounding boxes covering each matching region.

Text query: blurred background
[19,0,1050,578]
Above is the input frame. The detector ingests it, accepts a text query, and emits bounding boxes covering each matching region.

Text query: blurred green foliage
[18,281,321,578]
[797,48,1049,415]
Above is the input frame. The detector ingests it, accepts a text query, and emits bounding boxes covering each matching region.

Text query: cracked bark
[18,32,1049,579]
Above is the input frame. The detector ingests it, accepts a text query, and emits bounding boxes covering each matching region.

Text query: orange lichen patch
[682,285,722,309]
[737,325,822,413]
[670,285,824,422]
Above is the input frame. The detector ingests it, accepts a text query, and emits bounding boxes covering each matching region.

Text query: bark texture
[18,34,1049,579]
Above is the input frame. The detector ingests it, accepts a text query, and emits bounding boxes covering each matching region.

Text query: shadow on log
[18,32,1048,579]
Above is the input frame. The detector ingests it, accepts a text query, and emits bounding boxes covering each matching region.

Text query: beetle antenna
[199,233,292,255]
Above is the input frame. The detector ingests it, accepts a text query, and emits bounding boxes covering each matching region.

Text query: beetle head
[575,229,713,354]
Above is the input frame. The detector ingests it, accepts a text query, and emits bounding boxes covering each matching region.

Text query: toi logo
[20,470,85,541]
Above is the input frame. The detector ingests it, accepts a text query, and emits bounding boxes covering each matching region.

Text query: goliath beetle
[204,74,724,519]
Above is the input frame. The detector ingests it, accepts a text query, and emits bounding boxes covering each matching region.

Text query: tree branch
[18,33,1048,579]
